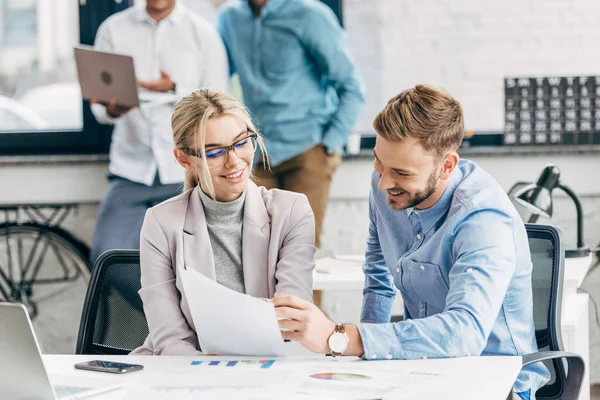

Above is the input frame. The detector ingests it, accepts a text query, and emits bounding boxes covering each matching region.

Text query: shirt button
[416,234,422,240]
[467,268,473,273]
[396,267,400,273]
[371,354,378,359]
[420,265,425,271]
[386,354,393,360]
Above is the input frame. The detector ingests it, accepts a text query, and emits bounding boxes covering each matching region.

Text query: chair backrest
[526,223,567,398]
[76,250,147,355]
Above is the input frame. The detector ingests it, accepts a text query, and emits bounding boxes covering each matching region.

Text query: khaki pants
[254,144,341,249]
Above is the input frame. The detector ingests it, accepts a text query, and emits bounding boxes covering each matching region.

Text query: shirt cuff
[361,291,394,323]
[91,103,117,125]
[322,130,346,155]
[357,322,403,360]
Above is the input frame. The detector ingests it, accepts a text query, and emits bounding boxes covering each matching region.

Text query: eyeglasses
[180,133,258,169]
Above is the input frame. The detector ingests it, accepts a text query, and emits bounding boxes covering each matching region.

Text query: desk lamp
[513,164,590,258]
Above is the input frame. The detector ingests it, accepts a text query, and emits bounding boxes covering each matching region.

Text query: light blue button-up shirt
[217,0,365,165]
[357,159,550,394]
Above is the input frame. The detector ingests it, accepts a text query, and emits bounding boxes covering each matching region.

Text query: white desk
[314,255,592,399]
[44,354,522,400]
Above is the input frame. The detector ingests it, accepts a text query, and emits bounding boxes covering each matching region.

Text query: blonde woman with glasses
[132,89,315,355]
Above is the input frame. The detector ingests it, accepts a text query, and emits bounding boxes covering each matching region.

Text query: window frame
[0,0,133,156]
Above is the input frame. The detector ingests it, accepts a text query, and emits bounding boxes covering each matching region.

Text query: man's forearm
[344,325,365,357]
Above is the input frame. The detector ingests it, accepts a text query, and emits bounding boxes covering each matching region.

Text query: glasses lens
[200,135,257,169]
[205,148,225,158]
[233,135,257,158]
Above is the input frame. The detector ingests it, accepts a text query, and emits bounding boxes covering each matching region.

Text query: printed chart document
[122,360,305,400]
[297,359,452,399]
[179,267,288,357]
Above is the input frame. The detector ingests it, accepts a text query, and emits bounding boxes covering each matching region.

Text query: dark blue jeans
[90,174,182,264]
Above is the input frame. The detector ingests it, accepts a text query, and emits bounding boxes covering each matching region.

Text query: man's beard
[387,169,439,211]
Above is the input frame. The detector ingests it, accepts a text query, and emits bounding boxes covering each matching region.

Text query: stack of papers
[179,267,288,356]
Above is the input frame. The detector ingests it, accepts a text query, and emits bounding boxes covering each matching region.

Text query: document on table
[179,267,288,356]
[297,360,451,399]
[122,358,310,400]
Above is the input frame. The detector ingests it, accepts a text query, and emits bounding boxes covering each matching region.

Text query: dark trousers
[90,175,182,264]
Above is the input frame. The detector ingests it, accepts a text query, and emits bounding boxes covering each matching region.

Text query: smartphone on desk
[74,360,144,374]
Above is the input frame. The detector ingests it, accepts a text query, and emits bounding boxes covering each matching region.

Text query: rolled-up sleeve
[360,190,396,324]
[302,7,365,154]
[358,209,518,360]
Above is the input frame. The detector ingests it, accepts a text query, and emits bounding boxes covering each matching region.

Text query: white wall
[346,0,600,132]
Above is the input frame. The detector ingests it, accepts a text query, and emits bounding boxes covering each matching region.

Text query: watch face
[328,332,349,353]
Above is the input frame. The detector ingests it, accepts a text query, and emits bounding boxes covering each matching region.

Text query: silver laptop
[0,303,123,400]
[74,45,140,108]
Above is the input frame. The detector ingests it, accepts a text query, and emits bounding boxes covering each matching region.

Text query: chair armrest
[522,351,585,399]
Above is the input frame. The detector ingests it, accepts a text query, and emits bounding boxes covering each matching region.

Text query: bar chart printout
[190,359,276,369]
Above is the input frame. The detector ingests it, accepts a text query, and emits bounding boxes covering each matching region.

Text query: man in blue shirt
[273,85,549,399]
[217,0,365,248]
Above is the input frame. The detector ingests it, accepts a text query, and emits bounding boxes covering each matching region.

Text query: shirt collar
[134,2,185,25]
[246,0,287,17]
[409,165,463,235]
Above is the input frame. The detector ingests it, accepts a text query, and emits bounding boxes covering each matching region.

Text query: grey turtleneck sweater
[199,188,246,294]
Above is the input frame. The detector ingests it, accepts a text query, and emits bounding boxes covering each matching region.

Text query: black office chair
[76,250,147,355]
[522,223,585,399]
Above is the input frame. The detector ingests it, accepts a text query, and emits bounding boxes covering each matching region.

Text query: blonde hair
[373,85,464,158]
[171,88,268,197]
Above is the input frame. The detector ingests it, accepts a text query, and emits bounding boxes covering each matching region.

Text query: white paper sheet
[179,267,288,357]
[123,370,296,400]
[297,361,451,399]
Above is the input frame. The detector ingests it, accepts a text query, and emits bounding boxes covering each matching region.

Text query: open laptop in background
[74,45,140,108]
[74,46,178,109]
[0,303,124,400]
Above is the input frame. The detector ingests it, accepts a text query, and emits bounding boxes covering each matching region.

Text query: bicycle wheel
[0,222,91,318]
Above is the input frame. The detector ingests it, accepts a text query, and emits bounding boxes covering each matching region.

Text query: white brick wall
[345,0,600,132]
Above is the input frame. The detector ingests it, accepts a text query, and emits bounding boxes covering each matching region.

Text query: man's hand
[91,98,133,118]
[273,295,336,354]
[139,69,175,93]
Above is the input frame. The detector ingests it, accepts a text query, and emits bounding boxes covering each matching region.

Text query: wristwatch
[327,323,349,356]
[170,81,177,93]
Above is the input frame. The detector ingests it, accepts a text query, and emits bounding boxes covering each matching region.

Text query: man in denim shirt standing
[217,0,365,248]
[273,85,549,399]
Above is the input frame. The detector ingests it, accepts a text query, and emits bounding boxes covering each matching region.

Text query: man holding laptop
[89,0,228,263]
